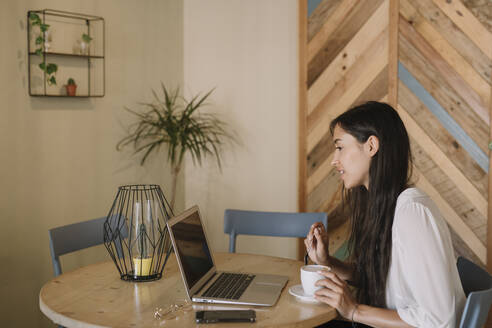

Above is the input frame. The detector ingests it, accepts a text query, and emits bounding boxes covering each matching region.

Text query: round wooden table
[40,252,337,327]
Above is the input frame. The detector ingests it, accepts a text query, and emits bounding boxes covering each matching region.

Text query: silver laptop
[167,205,288,306]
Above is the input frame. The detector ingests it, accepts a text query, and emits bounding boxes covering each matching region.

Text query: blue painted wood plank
[333,240,349,261]
[308,0,323,17]
[398,62,489,172]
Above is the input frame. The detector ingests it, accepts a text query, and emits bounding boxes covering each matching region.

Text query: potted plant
[80,33,93,55]
[66,78,77,96]
[117,83,237,210]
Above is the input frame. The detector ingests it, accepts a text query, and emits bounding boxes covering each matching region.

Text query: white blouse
[385,188,466,327]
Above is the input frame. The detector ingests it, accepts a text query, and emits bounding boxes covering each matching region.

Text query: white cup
[300,265,329,296]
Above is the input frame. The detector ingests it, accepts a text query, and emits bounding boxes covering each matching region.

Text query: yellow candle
[133,257,152,276]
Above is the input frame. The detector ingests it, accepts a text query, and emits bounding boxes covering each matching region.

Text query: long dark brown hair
[330,101,412,307]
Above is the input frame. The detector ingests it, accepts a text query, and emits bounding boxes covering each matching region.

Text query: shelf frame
[27,9,105,98]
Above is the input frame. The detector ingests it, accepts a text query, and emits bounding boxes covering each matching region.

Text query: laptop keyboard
[202,273,256,300]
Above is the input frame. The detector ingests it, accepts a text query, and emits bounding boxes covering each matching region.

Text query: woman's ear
[365,135,379,157]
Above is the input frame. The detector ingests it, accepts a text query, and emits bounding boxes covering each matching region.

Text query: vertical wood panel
[489,82,492,271]
[298,0,308,260]
[488,78,492,327]
[388,0,399,107]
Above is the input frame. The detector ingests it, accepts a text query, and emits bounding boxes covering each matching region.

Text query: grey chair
[49,216,127,277]
[457,256,492,328]
[223,209,328,259]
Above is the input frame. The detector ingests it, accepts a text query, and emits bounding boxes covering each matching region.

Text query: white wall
[183,0,299,258]
[0,0,183,326]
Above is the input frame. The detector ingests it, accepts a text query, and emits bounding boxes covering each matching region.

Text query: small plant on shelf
[65,78,77,96]
[80,33,93,55]
[29,12,58,85]
[82,33,93,43]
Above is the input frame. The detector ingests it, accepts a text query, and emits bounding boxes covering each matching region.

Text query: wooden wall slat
[462,0,492,34]
[489,69,492,273]
[431,0,492,60]
[350,66,388,108]
[488,60,492,328]
[308,0,344,42]
[307,166,340,212]
[399,33,489,158]
[307,64,387,195]
[308,0,388,115]
[308,0,359,62]
[307,132,335,177]
[388,0,399,107]
[308,66,388,181]
[410,0,492,84]
[298,0,308,260]
[307,153,334,194]
[399,14,489,126]
[399,0,491,111]
[398,82,488,201]
[400,62,489,172]
[449,228,484,269]
[329,220,351,256]
[398,84,487,217]
[413,164,486,263]
[410,137,486,243]
[307,31,389,152]
[307,0,384,87]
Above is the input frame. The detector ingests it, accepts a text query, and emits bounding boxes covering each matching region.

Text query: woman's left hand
[314,270,358,319]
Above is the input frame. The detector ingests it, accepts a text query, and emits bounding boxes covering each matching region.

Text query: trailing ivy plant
[29,12,58,85]
[117,84,237,210]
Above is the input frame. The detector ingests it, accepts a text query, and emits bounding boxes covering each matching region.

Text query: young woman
[305,102,465,328]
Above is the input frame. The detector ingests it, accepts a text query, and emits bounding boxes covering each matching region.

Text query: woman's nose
[331,158,339,166]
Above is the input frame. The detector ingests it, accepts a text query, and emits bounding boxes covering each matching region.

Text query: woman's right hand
[304,222,330,266]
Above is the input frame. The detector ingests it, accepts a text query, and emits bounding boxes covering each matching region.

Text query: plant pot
[79,41,89,55]
[66,84,77,96]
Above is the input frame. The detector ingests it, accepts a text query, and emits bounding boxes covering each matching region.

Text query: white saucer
[288,284,320,304]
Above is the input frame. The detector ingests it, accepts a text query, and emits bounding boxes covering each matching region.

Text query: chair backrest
[457,256,492,328]
[223,209,328,253]
[49,216,127,277]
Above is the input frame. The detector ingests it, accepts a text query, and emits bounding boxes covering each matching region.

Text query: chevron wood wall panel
[299,0,492,267]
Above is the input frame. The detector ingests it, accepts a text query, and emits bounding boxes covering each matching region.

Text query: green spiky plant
[117,83,237,210]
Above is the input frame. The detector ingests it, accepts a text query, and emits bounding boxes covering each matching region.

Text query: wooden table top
[39,252,337,327]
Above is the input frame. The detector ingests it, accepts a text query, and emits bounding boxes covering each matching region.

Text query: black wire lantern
[103,185,174,281]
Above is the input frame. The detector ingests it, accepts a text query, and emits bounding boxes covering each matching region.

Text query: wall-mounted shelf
[28,52,105,59]
[27,9,105,97]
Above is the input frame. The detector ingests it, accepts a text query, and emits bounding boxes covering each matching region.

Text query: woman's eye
[335,146,342,151]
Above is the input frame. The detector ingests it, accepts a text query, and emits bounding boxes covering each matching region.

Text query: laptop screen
[170,210,214,289]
